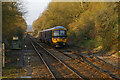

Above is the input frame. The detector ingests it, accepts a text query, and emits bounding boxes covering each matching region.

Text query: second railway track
[30,38,83,79]
[58,50,120,80]
[82,55,120,79]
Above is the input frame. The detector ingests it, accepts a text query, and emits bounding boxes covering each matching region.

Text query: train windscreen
[53,30,66,37]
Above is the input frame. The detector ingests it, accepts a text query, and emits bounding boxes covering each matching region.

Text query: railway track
[57,49,120,80]
[32,38,113,79]
[81,54,120,79]
[25,37,53,78]
[93,55,120,69]
[30,38,83,79]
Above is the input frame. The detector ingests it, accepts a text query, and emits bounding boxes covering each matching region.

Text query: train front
[52,26,67,47]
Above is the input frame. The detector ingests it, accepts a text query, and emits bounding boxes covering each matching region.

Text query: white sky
[24,0,51,25]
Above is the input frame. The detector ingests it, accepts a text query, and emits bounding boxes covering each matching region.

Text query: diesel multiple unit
[39,26,67,47]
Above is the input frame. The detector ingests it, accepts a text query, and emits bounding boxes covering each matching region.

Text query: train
[11,36,21,49]
[39,26,67,47]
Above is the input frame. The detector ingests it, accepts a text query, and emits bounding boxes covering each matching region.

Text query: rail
[30,39,56,80]
[31,38,83,79]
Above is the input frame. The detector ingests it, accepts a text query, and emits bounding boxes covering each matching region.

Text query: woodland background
[32,2,119,52]
[2,2,27,47]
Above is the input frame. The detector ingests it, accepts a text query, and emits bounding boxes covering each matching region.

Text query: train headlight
[53,38,57,41]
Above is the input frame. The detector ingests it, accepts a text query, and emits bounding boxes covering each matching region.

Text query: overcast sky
[24,0,51,26]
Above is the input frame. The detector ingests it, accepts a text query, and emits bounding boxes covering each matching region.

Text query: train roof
[40,26,66,32]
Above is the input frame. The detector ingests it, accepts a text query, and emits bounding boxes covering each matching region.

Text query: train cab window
[54,30,59,36]
[60,30,66,36]
[53,30,66,37]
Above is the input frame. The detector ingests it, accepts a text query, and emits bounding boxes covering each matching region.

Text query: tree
[2,2,27,46]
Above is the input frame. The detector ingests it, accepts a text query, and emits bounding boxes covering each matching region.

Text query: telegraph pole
[2,43,5,67]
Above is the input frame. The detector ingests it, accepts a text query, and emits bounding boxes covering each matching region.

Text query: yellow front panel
[52,38,67,44]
